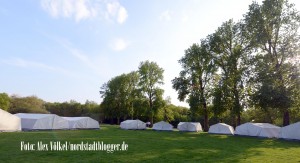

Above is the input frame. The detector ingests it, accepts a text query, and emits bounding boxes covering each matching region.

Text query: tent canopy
[0,108,21,132]
[279,122,300,140]
[15,113,69,130]
[208,123,234,135]
[152,121,173,131]
[234,123,280,138]
[120,119,146,130]
[63,117,99,129]
[177,122,202,132]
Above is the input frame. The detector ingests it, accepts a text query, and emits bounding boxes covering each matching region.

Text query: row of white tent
[1,108,299,140]
[120,119,300,140]
[234,122,300,140]
[0,108,99,131]
[120,120,202,132]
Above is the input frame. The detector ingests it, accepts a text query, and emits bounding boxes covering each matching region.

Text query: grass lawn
[0,124,299,163]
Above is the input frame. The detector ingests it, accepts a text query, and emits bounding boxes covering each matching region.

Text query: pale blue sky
[1,0,299,106]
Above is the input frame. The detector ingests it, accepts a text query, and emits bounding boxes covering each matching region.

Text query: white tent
[15,113,69,130]
[152,121,173,131]
[120,120,146,130]
[208,123,234,135]
[177,122,202,132]
[234,123,280,138]
[278,122,300,140]
[0,108,21,132]
[63,117,100,129]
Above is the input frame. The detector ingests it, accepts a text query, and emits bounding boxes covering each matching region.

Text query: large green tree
[138,60,164,126]
[172,42,215,131]
[125,71,141,119]
[100,72,141,124]
[209,19,253,126]
[100,74,128,124]
[245,0,300,126]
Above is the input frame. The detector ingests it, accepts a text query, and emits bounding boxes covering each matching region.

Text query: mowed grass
[0,125,300,163]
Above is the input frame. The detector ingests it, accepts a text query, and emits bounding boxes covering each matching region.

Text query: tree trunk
[117,117,120,125]
[151,113,153,128]
[200,80,209,132]
[237,113,241,126]
[233,84,241,126]
[149,96,153,127]
[283,109,290,126]
[203,101,209,132]
[232,115,236,128]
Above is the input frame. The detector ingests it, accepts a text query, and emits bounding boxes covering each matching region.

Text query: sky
[1,0,300,107]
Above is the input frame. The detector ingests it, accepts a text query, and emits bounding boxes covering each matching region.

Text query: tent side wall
[178,122,202,132]
[86,118,100,129]
[279,122,300,140]
[52,115,69,130]
[153,121,173,131]
[235,123,280,138]
[234,123,251,136]
[0,109,21,132]
[62,117,100,129]
[120,120,146,130]
[20,119,37,130]
[136,120,146,129]
[16,113,69,130]
[208,123,234,135]
[32,116,53,130]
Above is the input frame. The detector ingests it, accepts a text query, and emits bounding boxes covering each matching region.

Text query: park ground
[0,124,299,162]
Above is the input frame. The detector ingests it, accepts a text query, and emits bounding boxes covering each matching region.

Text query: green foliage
[242,107,282,126]
[44,100,103,121]
[172,0,300,127]
[138,60,165,125]
[9,95,47,114]
[209,19,253,126]
[84,100,101,114]
[99,67,165,124]
[172,42,215,131]
[154,97,189,123]
[245,0,300,126]
[45,100,84,117]
[100,74,131,124]
[211,82,228,121]
[0,92,10,111]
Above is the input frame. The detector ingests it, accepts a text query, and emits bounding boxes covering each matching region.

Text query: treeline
[100,0,300,131]
[0,92,190,126]
[0,93,102,121]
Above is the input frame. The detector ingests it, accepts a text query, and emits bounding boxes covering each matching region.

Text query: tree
[100,74,128,124]
[159,96,174,122]
[84,100,100,114]
[0,93,10,111]
[209,19,253,126]
[9,95,47,113]
[100,71,141,124]
[138,60,164,126]
[211,76,228,123]
[172,42,215,131]
[245,0,300,126]
[124,71,141,119]
[45,102,61,115]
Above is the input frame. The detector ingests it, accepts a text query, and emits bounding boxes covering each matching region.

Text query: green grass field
[0,125,299,163]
